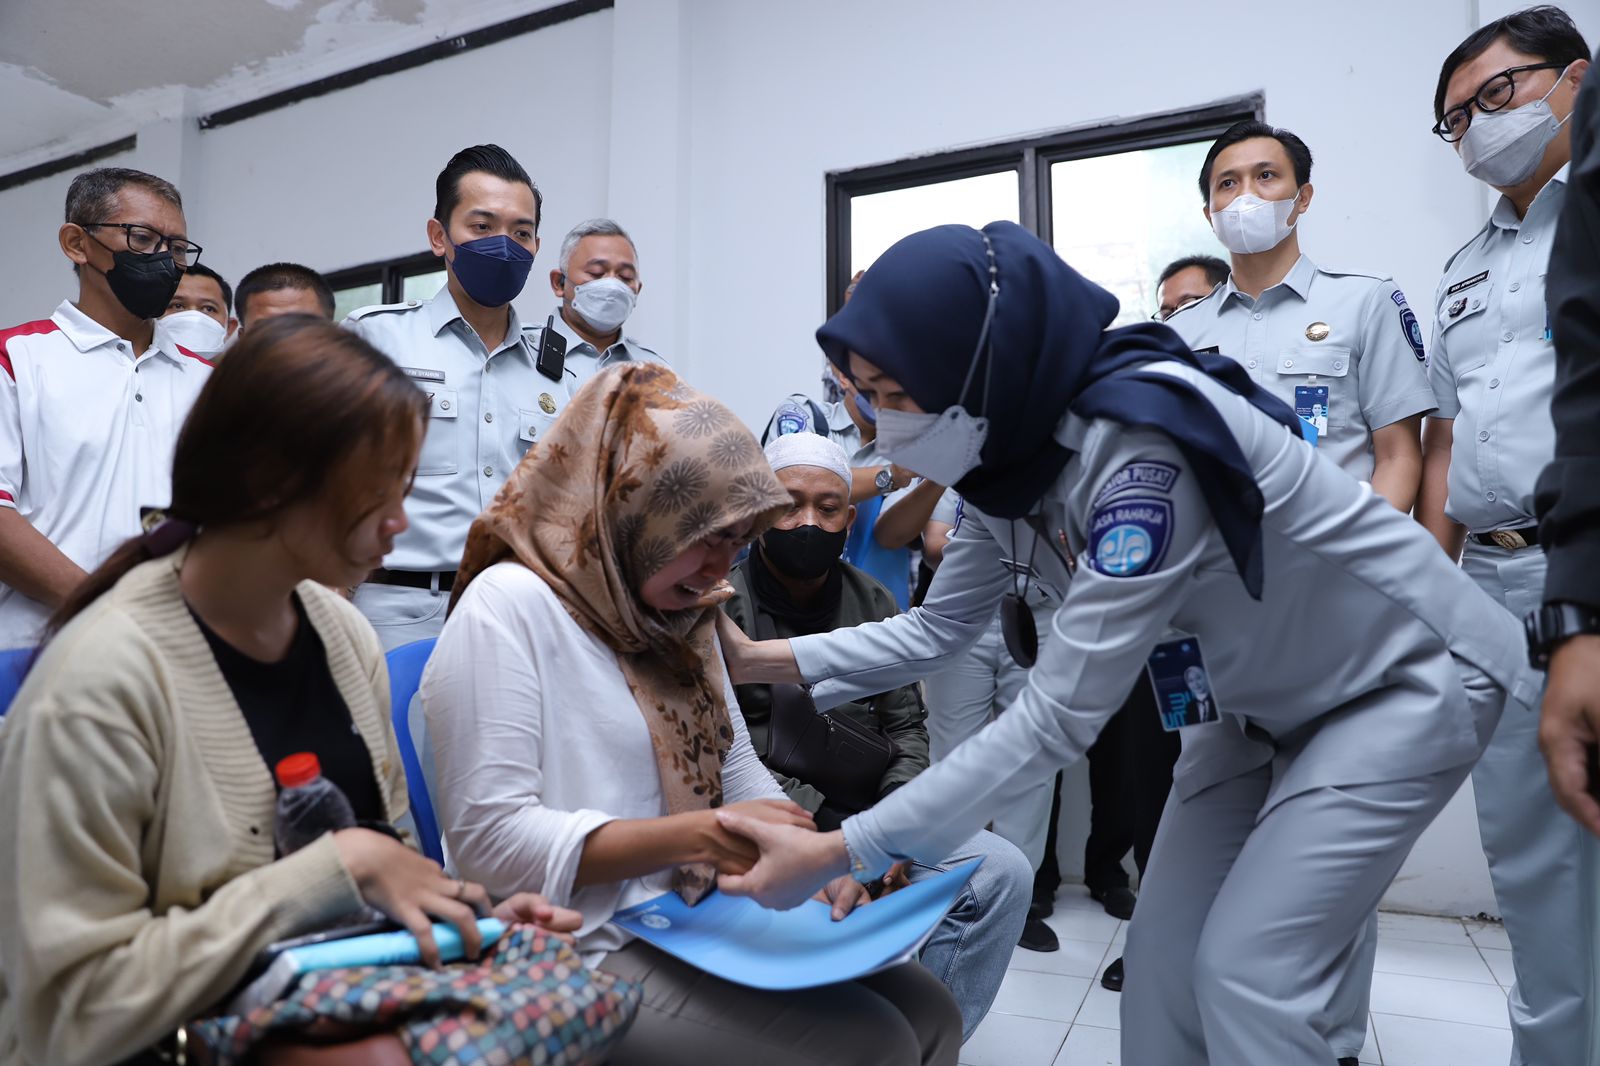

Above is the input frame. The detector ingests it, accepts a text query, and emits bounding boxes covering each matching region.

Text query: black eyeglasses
[83,222,203,267]
[1433,62,1567,143]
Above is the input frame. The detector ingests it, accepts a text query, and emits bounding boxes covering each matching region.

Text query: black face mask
[761,523,848,581]
[101,249,182,320]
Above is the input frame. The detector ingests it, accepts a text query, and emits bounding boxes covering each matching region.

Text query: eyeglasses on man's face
[83,222,203,267]
[1433,62,1568,143]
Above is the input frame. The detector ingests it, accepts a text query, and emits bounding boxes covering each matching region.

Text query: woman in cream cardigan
[0,318,576,1066]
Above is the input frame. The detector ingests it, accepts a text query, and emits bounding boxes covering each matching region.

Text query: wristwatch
[1524,602,1600,670]
[874,467,895,495]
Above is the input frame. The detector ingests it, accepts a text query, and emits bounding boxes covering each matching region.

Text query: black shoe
[1090,884,1137,920]
[1017,915,1059,952]
[1337,1059,1358,1066]
[1028,896,1054,922]
[1100,956,1124,992]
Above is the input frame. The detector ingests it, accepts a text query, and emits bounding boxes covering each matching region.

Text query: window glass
[402,270,446,304]
[850,170,1021,275]
[331,282,382,324]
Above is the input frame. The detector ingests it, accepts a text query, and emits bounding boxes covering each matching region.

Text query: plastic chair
[0,647,35,717]
[385,637,444,864]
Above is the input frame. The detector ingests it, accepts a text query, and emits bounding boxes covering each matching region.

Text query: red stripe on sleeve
[0,320,61,381]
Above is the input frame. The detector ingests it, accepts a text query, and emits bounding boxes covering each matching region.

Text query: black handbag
[745,576,896,814]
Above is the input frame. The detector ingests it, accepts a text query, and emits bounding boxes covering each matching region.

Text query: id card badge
[1294,385,1328,446]
[1146,636,1221,731]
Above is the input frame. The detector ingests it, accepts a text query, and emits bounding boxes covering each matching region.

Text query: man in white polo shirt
[0,167,212,648]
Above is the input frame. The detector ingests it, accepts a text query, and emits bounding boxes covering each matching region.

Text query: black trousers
[1034,680,1183,904]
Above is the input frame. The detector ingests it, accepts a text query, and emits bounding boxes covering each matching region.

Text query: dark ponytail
[44,316,427,640]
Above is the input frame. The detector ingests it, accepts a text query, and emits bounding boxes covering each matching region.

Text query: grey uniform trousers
[1463,542,1593,1066]
[1120,663,1502,1065]
[600,941,961,1066]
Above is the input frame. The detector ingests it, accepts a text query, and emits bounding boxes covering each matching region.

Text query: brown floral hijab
[450,363,791,903]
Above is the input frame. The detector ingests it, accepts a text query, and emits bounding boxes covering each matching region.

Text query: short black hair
[433,144,541,232]
[1198,120,1314,202]
[1434,6,1589,121]
[234,262,336,324]
[178,263,232,313]
[1159,254,1230,289]
[64,166,182,228]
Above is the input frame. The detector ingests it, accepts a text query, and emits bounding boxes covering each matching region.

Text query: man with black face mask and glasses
[0,167,212,650]
[1415,8,1592,1064]
[347,144,566,650]
[722,431,1030,1043]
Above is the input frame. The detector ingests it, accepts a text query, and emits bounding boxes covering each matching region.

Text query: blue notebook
[608,859,981,990]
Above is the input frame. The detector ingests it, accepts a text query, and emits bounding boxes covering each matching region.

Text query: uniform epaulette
[1315,267,1388,282]
[344,301,422,321]
[1439,222,1494,277]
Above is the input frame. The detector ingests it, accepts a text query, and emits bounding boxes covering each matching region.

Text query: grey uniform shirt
[543,307,664,388]
[788,363,1537,874]
[344,287,578,572]
[1167,254,1436,481]
[1427,167,1567,533]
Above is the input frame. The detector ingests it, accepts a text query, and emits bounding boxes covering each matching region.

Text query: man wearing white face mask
[1417,9,1592,1065]
[543,218,663,386]
[1167,121,1436,515]
[159,263,235,360]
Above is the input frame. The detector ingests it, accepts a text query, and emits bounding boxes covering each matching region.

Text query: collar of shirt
[53,299,195,368]
[424,284,526,353]
[1217,253,1316,313]
[547,305,634,362]
[1489,162,1571,231]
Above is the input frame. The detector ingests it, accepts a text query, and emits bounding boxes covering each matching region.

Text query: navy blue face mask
[449,234,534,307]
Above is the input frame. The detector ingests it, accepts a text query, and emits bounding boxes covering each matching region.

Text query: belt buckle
[1489,529,1527,551]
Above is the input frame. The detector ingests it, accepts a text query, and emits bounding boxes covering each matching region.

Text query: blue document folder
[608,858,981,990]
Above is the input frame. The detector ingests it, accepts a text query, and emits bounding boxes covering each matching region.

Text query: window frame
[823,95,1265,313]
[324,250,446,306]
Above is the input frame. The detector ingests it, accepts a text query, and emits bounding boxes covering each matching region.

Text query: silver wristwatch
[875,467,895,494]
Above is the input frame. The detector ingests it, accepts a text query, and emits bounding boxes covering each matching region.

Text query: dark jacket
[725,559,930,815]
[1537,44,1600,609]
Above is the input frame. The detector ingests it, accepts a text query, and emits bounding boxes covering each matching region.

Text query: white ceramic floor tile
[959,1011,1070,1066]
[1374,938,1498,984]
[1371,1012,1514,1066]
[1010,937,1114,978]
[1111,922,1127,947]
[1377,913,1472,945]
[1043,893,1123,943]
[1478,947,1515,988]
[1051,1023,1120,1066]
[1360,1013,1382,1064]
[1463,919,1512,951]
[1073,980,1123,1030]
[1369,971,1511,1027]
[990,969,1093,1023]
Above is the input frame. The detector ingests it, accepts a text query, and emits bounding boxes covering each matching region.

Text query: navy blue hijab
[816,221,1302,598]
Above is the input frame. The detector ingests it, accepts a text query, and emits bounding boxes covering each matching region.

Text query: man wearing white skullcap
[719,432,1033,1040]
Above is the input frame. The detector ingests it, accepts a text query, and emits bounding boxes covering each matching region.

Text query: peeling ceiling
[0,0,559,170]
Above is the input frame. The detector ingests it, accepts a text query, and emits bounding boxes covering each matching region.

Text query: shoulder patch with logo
[1088,496,1173,578]
[773,400,814,437]
[1399,307,1425,361]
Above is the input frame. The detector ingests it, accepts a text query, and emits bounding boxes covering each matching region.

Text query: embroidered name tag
[1446,271,1489,297]
[400,366,446,383]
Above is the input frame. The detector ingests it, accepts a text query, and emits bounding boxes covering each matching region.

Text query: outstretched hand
[492,892,584,941]
[715,609,802,685]
[714,810,851,910]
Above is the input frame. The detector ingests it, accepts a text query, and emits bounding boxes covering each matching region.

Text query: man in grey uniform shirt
[346,144,578,650]
[1167,119,1437,1065]
[712,223,1538,1065]
[541,218,663,387]
[1417,11,1592,1064]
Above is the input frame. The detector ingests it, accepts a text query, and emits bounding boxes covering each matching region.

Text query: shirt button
[1509,282,1521,293]
[483,466,494,477]
[1502,332,1514,343]
[1522,235,1534,244]
[1472,299,1482,310]
[1333,361,1344,371]
[1478,430,1490,441]
[484,412,494,423]
[1283,359,1294,368]
[134,394,143,403]
[1486,491,1497,502]
[1252,312,1263,321]
[1490,378,1501,389]
[440,399,452,410]
[1247,359,1258,369]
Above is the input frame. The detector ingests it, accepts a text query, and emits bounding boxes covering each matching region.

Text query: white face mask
[1210,192,1300,255]
[1459,68,1572,188]
[876,406,990,486]
[571,277,637,333]
[159,309,228,357]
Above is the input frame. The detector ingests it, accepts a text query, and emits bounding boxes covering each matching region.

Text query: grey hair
[558,218,636,276]
[65,167,181,227]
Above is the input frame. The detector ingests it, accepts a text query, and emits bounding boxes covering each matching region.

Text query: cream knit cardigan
[0,548,408,1066]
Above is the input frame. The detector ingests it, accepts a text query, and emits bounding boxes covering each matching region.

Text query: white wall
[4,0,1598,914]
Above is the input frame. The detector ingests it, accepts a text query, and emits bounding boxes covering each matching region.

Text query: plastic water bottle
[274,752,357,855]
